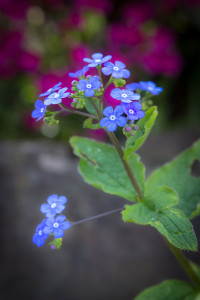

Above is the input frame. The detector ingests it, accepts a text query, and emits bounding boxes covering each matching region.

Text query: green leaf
[81,96,100,116]
[83,118,101,130]
[70,136,145,201]
[135,280,199,300]
[122,186,197,251]
[146,140,200,219]
[124,106,158,159]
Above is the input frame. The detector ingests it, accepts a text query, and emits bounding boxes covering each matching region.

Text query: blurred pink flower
[123,2,155,26]
[0,0,29,19]
[109,23,143,46]
[17,51,40,73]
[74,0,112,13]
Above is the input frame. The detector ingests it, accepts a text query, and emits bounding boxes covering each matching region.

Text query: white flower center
[53,222,59,228]
[54,93,59,98]
[122,93,127,98]
[110,115,116,121]
[51,203,56,208]
[129,109,134,114]
[39,230,43,236]
[86,84,92,89]
[113,66,119,71]
[95,59,101,62]
[40,108,44,113]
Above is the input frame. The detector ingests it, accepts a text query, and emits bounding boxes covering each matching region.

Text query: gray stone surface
[0,129,200,300]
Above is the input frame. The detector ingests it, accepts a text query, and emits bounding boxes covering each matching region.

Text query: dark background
[0,0,200,299]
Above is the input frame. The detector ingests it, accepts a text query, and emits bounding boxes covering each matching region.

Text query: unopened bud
[73,98,77,103]
[50,245,56,250]
[134,125,138,130]
[125,126,132,132]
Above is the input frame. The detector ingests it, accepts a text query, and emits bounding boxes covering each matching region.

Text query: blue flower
[122,101,145,121]
[126,83,141,91]
[102,61,130,78]
[32,100,46,121]
[111,88,140,103]
[83,53,112,67]
[39,82,62,97]
[126,81,163,95]
[77,76,101,97]
[44,88,70,105]
[43,215,71,238]
[68,66,89,78]
[139,81,163,95]
[40,194,67,218]
[100,105,127,132]
[32,219,49,247]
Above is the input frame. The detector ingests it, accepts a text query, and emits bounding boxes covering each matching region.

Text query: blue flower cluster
[33,194,71,247]
[32,83,69,122]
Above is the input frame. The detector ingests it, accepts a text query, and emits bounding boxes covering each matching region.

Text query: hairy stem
[90,98,144,201]
[71,206,124,226]
[166,239,200,289]
[58,104,97,119]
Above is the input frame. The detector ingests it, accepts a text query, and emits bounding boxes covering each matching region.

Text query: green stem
[104,76,113,91]
[89,98,144,201]
[58,104,97,119]
[107,132,144,201]
[166,239,200,289]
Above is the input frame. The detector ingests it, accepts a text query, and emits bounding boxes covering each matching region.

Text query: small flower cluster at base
[123,124,139,138]
[77,76,101,97]
[33,194,71,248]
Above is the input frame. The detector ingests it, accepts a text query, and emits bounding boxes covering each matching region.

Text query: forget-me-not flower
[83,53,112,67]
[126,83,141,91]
[111,88,140,103]
[100,105,127,132]
[102,61,130,78]
[32,219,49,247]
[32,100,46,121]
[43,215,71,238]
[127,81,163,95]
[68,66,89,78]
[122,101,145,121]
[39,82,62,97]
[77,76,101,97]
[139,81,163,95]
[40,194,67,218]
[44,88,70,105]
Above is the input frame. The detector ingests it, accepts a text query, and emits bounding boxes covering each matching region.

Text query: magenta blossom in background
[74,0,112,13]
[123,2,155,26]
[0,0,29,19]
[109,24,143,46]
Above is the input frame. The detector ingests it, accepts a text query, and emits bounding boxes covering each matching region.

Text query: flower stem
[89,99,144,201]
[165,239,200,289]
[71,206,124,226]
[58,103,97,119]
[107,132,144,201]
[104,76,113,91]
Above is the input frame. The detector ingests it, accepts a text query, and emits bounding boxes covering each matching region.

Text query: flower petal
[47,194,58,205]
[102,67,112,76]
[60,221,71,230]
[101,55,112,63]
[92,53,103,60]
[115,61,126,69]
[40,203,50,214]
[103,106,113,116]
[114,105,123,117]
[56,215,66,222]
[77,79,87,90]
[110,88,122,100]
[106,122,117,132]
[131,101,142,111]
[85,89,94,97]
[116,116,127,127]
[100,117,110,127]
[121,69,130,78]
[83,58,93,63]
[54,228,64,238]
